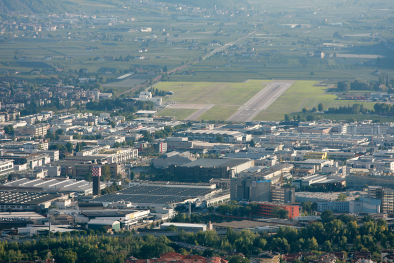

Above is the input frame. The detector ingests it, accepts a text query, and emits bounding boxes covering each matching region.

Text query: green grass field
[157,108,197,120]
[198,105,240,121]
[253,80,376,121]
[157,80,269,105]
[156,80,270,120]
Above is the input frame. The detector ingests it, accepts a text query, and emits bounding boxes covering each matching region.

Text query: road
[202,31,256,60]
[226,80,295,122]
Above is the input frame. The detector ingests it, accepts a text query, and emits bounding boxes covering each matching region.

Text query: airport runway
[184,104,215,121]
[226,80,295,122]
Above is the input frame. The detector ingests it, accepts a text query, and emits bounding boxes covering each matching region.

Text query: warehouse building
[0,191,62,211]
[88,219,120,231]
[81,209,150,229]
[3,178,107,195]
[91,181,223,208]
[160,222,210,232]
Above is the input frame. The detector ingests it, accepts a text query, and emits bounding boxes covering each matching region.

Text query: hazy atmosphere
[0,0,394,262]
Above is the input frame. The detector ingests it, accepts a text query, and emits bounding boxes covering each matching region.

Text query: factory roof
[0,191,61,205]
[88,219,120,225]
[180,158,251,168]
[161,222,206,228]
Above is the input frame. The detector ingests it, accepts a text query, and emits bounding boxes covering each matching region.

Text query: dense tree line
[337,80,377,92]
[86,99,154,112]
[1,210,393,261]
[326,103,369,114]
[175,210,392,256]
[0,233,174,263]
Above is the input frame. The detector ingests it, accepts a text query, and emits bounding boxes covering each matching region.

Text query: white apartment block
[97,136,125,146]
[0,159,14,177]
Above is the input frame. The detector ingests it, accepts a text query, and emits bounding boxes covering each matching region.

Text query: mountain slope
[0,0,72,14]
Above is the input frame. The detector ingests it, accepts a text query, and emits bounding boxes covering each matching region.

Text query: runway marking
[226,80,295,122]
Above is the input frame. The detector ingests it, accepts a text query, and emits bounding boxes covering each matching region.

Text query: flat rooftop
[180,158,250,168]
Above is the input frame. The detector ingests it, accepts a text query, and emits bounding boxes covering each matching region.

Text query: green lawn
[156,80,269,105]
[156,80,270,120]
[198,105,240,121]
[253,80,376,121]
[157,108,197,120]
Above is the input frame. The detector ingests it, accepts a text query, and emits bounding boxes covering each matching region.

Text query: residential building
[0,159,14,177]
[256,252,281,263]
[97,136,125,146]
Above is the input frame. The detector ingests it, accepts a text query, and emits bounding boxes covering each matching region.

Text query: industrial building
[176,129,251,143]
[160,222,210,232]
[0,191,62,211]
[91,181,226,208]
[88,219,120,231]
[168,158,254,182]
[346,174,394,189]
[81,209,150,229]
[3,178,106,195]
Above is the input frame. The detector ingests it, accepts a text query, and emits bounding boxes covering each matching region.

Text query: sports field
[253,80,376,121]
[156,80,270,120]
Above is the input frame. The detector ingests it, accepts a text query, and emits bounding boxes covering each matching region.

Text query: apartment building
[0,159,14,177]
[14,124,49,137]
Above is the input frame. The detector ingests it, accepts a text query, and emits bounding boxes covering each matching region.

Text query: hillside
[156,0,246,9]
[0,0,72,14]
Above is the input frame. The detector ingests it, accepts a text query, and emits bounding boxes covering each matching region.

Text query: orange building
[253,202,299,219]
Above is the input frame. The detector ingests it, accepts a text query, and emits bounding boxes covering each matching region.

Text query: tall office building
[92,166,101,196]
[271,186,296,203]
[231,176,271,202]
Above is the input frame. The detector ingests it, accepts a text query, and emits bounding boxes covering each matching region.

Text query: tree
[65,142,73,153]
[4,125,14,135]
[284,114,291,122]
[250,139,256,147]
[166,225,178,232]
[337,193,347,201]
[84,172,92,182]
[101,165,111,181]
[227,255,250,263]
[323,240,332,252]
[321,209,334,223]
[306,237,318,251]
[56,129,64,135]
[337,81,350,92]
[163,65,168,73]
[302,107,308,113]
[273,208,289,219]
[318,103,324,111]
